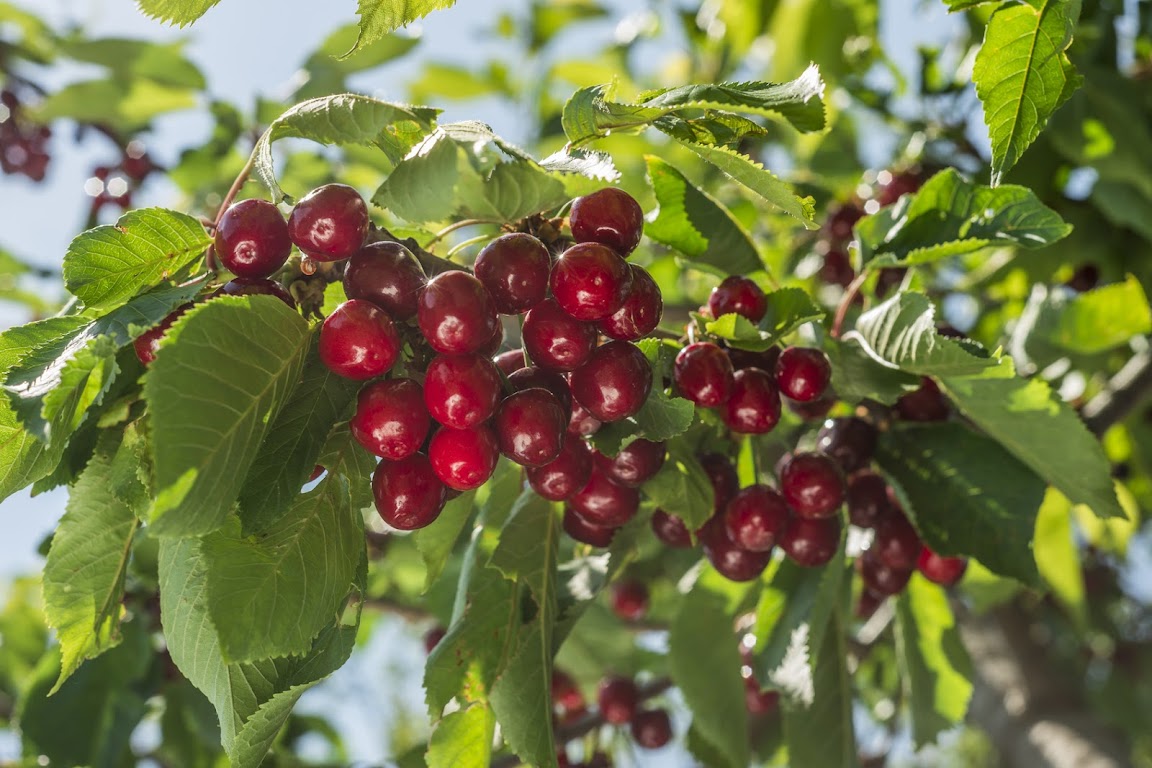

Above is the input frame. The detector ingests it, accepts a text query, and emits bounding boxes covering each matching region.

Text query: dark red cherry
[569,468,640,527]
[350,378,431,460]
[494,349,527,376]
[473,233,551,314]
[568,401,603,437]
[708,276,767,322]
[417,271,499,355]
[372,454,447,531]
[846,471,892,528]
[895,377,949,422]
[699,453,740,514]
[423,626,446,654]
[214,198,292,278]
[816,418,878,473]
[522,298,598,372]
[594,439,665,488]
[133,304,190,366]
[825,202,863,241]
[726,346,780,372]
[507,366,572,415]
[631,709,672,749]
[857,548,912,596]
[779,453,846,519]
[424,353,502,430]
[674,343,734,407]
[704,532,773,582]
[873,512,922,570]
[787,394,836,422]
[569,187,644,255]
[721,368,781,434]
[527,438,593,501]
[745,679,780,715]
[343,241,426,320]
[428,425,500,491]
[550,243,633,321]
[779,516,841,567]
[917,547,968,586]
[651,510,693,548]
[598,264,663,341]
[308,465,326,482]
[875,169,925,206]
[569,341,652,423]
[610,580,649,621]
[564,507,618,547]
[217,276,296,307]
[287,183,369,262]
[820,248,855,287]
[855,588,885,619]
[478,320,504,357]
[494,388,566,467]
[319,299,401,380]
[776,347,832,403]
[724,485,789,552]
[552,670,587,722]
[597,676,639,725]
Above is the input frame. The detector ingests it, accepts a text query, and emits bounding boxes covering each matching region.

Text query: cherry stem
[830,270,870,340]
[214,154,256,228]
[425,218,500,249]
[445,233,495,259]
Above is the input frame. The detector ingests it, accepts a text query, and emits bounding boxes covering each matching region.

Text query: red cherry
[563,507,618,547]
[611,580,649,621]
[287,183,369,262]
[895,377,950,422]
[745,679,780,714]
[493,388,567,467]
[494,349,527,376]
[857,548,913,596]
[308,465,326,482]
[630,709,672,749]
[815,417,878,473]
[351,378,431,460]
[699,453,739,514]
[552,670,587,722]
[343,241,426,320]
[855,588,885,619]
[217,276,295,308]
[724,485,789,552]
[569,468,640,527]
[214,198,292,278]
[417,271,499,355]
[569,187,644,255]
[704,531,773,582]
[133,304,191,366]
[597,676,639,725]
[527,437,592,501]
[820,248,855,287]
[594,439,666,488]
[372,454,447,531]
[721,368,781,434]
[651,509,692,548]
[674,343,735,407]
[319,299,401,380]
[917,547,968,586]
[846,471,892,528]
[507,366,572,415]
[428,425,500,491]
[423,626,446,654]
[569,341,652,423]
[522,298,598,372]
[568,401,603,437]
[477,320,504,357]
[598,264,663,341]
[424,353,502,430]
[779,453,846,519]
[787,394,836,422]
[708,276,767,323]
[825,202,863,242]
[776,347,832,403]
[473,233,552,314]
[550,243,633,321]
[876,169,926,206]
[779,516,841,567]
[872,512,922,571]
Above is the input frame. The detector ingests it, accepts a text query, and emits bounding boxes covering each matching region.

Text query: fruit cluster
[0,89,51,182]
[85,142,156,220]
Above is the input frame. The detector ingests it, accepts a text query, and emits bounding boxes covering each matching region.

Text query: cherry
[726,346,779,372]
[779,453,846,519]
[594,439,666,487]
[1065,263,1100,293]
[319,299,401,380]
[875,169,925,206]
[133,305,190,366]
[776,347,832,403]
[522,298,598,372]
[563,507,618,547]
[857,548,912,596]
[478,321,504,357]
[816,417,878,473]
[599,264,663,341]
[780,516,841,567]
[724,485,789,552]
[873,512,922,570]
[527,438,592,501]
[704,531,773,582]
[917,547,968,586]
[651,509,693,548]
[308,465,326,482]
[494,388,566,467]
[825,202,863,241]
[287,183,369,261]
[214,198,292,278]
[473,233,551,314]
[428,425,499,491]
[609,580,649,622]
[550,243,633,321]
[567,401,603,437]
[820,248,854,287]
[423,626,446,654]
[417,271,499,355]
[494,349,527,376]
[631,709,672,749]
[351,378,431,460]
[552,670,587,722]
[372,454,447,531]
[507,366,573,415]
[597,676,639,725]
[895,377,949,422]
[788,394,836,422]
[699,453,739,514]
[855,588,885,619]
[343,241,426,320]
[217,276,295,308]
[721,368,781,434]
[569,467,640,527]
[424,353,502,430]
[569,341,652,422]
[744,678,780,715]
[569,187,644,255]
[709,276,767,323]
[674,343,735,407]
[846,471,892,528]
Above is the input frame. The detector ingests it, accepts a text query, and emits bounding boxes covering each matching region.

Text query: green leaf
[706,289,825,351]
[1022,277,1152,357]
[642,443,714,533]
[36,78,199,130]
[349,0,458,56]
[628,338,696,443]
[753,551,847,679]
[426,703,496,768]
[252,94,439,201]
[877,422,1047,587]
[43,427,147,692]
[145,296,311,537]
[645,156,761,276]
[413,489,478,592]
[63,208,210,312]
[135,0,222,26]
[1033,490,1086,628]
[825,338,920,404]
[845,291,995,377]
[59,37,205,89]
[782,615,857,768]
[973,0,1083,184]
[894,576,974,748]
[680,141,818,228]
[940,360,1124,520]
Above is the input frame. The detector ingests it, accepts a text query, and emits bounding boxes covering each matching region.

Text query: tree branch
[1081,345,1152,436]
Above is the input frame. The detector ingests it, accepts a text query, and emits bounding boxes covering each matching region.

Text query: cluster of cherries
[85,142,155,220]
[0,89,51,182]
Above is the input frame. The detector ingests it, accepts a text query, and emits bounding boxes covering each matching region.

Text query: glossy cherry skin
[917,547,968,586]
[564,507,618,547]
[724,485,789,552]
[651,509,692,548]
[597,676,639,725]
[631,709,672,749]
[507,366,573,415]
[873,512,922,570]
[569,341,652,423]
[846,471,892,528]
[674,342,735,407]
[343,241,426,320]
[428,425,500,491]
[522,298,598,372]
[319,299,401,380]
[350,378,431,460]
[569,467,640,527]
[214,198,292,278]
[699,453,740,514]
[708,276,767,322]
[594,439,666,488]
[611,580,649,621]
[857,548,912,596]
[895,377,950,422]
[569,187,644,255]
[478,321,504,357]
[776,347,832,403]
[417,271,500,355]
[494,349,527,376]
[133,304,190,366]
[372,454,447,531]
[779,452,846,519]
[288,183,369,262]
[567,401,603,437]
[721,368,782,434]
[494,388,567,467]
[745,679,780,715]
[550,242,633,321]
[527,438,592,501]
[599,265,663,341]
[704,532,773,582]
[779,516,842,567]
[473,233,551,314]
[217,277,296,307]
[816,417,878,473]
[424,353,502,430]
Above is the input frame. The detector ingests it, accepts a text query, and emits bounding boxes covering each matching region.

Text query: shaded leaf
[782,615,857,768]
[680,141,817,228]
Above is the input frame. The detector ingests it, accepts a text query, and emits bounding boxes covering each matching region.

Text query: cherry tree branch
[1081,345,1152,437]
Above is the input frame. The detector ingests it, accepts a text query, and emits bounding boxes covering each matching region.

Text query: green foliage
[350,0,459,56]
[135,0,222,27]
[1015,277,1152,362]
[642,443,714,532]
[706,288,825,351]
[781,613,857,768]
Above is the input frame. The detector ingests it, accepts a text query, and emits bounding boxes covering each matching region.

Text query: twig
[830,270,869,339]
[1081,345,1152,436]
[425,218,501,249]
[213,154,256,228]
